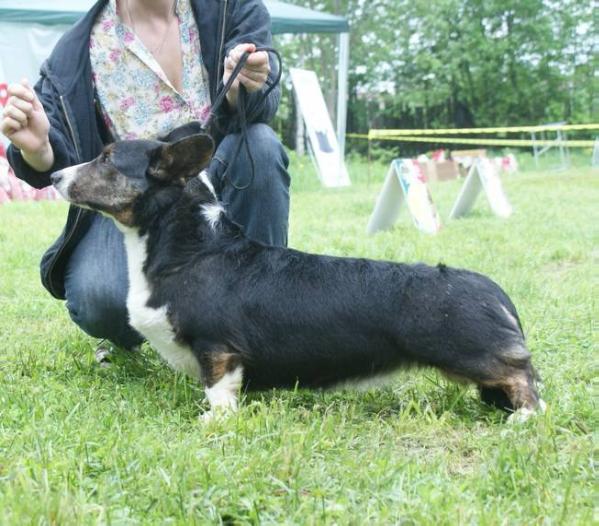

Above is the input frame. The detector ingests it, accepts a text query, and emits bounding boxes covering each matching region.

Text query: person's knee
[213,124,290,246]
[248,123,288,162]
[66,280,128,342]
[210,124,289,193]
[244,124,290,192]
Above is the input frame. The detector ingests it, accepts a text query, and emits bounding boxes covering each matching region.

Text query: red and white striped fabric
[0,148,62,204]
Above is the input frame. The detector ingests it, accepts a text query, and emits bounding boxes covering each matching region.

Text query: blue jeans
[64,124,290,349]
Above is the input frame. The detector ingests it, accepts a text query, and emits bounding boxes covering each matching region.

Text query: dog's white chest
[122,230,201,379]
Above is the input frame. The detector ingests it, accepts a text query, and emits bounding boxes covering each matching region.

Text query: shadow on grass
[241,374,509,425]
[52,337,511,425]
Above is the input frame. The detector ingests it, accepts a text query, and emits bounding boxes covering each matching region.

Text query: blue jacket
[8,0,279,299]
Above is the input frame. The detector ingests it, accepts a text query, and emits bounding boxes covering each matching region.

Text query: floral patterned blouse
[90,0,212,141]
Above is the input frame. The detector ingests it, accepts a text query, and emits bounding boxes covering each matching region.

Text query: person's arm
[3,76,76,189]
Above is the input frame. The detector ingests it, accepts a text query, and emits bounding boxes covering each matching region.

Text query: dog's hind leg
[441,343,543,418]
[476,356,545,420]
[195,345,243,421]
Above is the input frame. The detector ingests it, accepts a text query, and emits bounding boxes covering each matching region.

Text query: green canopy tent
[0,0,350,156]
[0,1,349,32]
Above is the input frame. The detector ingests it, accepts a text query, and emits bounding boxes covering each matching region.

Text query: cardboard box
[435,160,460,181]
[420,160,460,182]
[451,149,487,159]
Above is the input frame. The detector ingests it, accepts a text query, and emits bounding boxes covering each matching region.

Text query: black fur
[152,195,526,391]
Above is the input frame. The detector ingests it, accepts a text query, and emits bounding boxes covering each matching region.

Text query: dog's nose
[50,172,62,186]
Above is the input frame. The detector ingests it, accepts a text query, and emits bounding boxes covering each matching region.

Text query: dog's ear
[158,121,205,143]
[149,133,215,183]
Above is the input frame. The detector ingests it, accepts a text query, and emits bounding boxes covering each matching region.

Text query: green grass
[0,158,597,524]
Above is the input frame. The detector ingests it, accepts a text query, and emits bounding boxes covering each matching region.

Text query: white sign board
[449,157,512,219]
[290,68,350,187]
[367,159,442,235]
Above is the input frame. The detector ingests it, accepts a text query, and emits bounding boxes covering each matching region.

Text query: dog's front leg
[196,345,243,421]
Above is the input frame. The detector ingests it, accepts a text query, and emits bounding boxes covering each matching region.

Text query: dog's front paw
[200,407,235,423]
[200,410,216,423]
[95,344,113,368]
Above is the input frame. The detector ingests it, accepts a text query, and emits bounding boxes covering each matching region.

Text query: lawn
[0,155,596,524]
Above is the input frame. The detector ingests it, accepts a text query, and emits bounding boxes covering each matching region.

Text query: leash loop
[206,47,283,191]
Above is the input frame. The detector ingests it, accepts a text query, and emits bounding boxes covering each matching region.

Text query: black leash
[206,46,283,191]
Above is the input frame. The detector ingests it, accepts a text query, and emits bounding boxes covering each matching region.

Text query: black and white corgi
[51,123,544,421]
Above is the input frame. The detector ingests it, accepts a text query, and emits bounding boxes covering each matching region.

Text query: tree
[273,0,596,150]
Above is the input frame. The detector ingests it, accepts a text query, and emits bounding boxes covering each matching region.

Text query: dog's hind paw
[507,399,547,424]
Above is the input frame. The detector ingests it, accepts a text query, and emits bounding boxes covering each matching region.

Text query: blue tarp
[0,0,349,34]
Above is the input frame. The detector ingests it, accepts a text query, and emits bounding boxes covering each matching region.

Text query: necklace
[125,0,178,56]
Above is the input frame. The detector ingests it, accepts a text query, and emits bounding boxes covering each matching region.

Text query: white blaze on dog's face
[51,132,214,226]
[51,142,153,225]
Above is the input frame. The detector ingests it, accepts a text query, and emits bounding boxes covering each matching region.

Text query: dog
[51,122,544,421]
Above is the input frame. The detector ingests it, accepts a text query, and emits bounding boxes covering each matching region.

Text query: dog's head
[51,122,215,227]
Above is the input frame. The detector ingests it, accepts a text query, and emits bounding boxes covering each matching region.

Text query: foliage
[0,161,597,523]
[273,0,597,149]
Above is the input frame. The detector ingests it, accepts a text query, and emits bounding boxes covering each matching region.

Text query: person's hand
[223,43,270,108]
[1,79,54,172]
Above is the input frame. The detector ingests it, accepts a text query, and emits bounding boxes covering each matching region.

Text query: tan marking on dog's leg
[502,371,539,409]
[478,365,545,421]
[200,352,243,422]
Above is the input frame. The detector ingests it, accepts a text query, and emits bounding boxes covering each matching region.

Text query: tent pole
[336,32,350,161]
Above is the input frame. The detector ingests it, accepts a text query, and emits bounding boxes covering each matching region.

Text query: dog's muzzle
[50,165,78,199]
[50,171,63,186]
[50,169,69,199]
